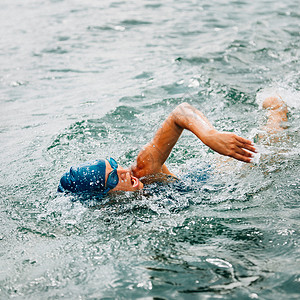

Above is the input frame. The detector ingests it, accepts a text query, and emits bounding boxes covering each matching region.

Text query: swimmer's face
[105,160,144,192]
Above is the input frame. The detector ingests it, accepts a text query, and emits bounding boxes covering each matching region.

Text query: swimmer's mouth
[131,175,139,188]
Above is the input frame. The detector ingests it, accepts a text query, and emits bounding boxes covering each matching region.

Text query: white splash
[256,85,300,109]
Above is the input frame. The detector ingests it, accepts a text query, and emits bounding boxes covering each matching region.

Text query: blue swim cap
[58,159,106,194]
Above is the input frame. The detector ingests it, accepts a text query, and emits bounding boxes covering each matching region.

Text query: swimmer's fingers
[233,146,254,162]
[229,135,256,162]
[235,136,257,153]
[232,152,252,163]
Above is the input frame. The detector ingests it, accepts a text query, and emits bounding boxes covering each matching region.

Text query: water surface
[1,0,300,299]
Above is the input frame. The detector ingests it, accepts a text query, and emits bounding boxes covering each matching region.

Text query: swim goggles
[104,157,119,193]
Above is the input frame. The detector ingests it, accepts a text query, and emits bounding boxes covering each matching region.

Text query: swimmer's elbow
[175,102,192,111]
[171,102,195,128]
[171,102,192,119]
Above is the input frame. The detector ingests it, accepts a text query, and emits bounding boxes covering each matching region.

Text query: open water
[1,0,300,299]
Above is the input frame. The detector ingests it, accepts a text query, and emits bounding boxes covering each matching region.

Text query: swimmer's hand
[204,131,256,163]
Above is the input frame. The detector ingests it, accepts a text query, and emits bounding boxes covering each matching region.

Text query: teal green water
[1,0,300,299]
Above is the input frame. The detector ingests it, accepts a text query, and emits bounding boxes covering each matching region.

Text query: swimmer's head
[106,159,143,192]
[58,158,143,196]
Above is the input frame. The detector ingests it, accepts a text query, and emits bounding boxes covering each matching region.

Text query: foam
[256,86,300,109]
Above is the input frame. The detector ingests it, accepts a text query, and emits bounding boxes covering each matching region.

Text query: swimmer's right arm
[131,103,256,178]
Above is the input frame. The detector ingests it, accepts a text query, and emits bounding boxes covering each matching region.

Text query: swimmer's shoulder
[131,161,178,182]
[140,172,179,185]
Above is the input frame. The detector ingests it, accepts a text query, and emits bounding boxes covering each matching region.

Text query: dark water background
[1,0,300,299]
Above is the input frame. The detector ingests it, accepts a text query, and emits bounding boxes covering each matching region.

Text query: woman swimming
[58,96,286,196]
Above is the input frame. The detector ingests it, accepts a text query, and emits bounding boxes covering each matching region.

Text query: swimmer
[58,98,287,196]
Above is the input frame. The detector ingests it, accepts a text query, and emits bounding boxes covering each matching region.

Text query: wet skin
[105,102,258,192]
[104,98,287,192]
[104,160,144,192]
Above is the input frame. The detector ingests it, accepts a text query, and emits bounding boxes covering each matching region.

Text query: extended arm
[131,103,256,178]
